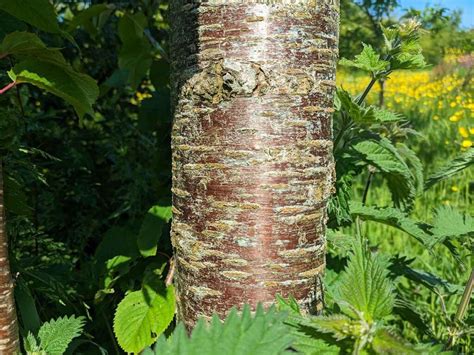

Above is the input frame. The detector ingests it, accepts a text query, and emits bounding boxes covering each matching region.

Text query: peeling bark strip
[170,0,339,327]
[0,161,20,354]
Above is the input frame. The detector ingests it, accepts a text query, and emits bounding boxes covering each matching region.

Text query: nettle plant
[136,20,473,355]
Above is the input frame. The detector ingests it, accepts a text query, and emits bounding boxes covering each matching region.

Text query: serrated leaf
[349,202,430,245]
[425,149,474,190]
[351,138,416,209]
[0,0,60,33]
[339,44,389,74]
[372,329,419,354]
[138,201,172,257]
[9,59,99,118]
[334,242,395,322]
[429,206,474,247]
[113,283,175,353]
[38,316,86,355]
[311,315,358,341]
[146,304,294,355]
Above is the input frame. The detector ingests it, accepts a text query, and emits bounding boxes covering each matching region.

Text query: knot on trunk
[184,60,268,104]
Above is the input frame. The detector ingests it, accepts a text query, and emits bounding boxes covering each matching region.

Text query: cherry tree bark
[170,0,339,328]
[0,161,20,353]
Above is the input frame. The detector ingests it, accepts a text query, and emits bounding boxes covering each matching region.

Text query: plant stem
[454,268,474,322]
[357,76,377,105]
[0,81,16,95]
[361,171,374,206]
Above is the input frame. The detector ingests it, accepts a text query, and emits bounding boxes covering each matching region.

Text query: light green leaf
[38,316,86,355]
[138,202,172,257]
[311,315,358,341]
[147,305,294,355]
[429,206,474,247]
[350,202,430,245]
[9,59,98,118]
[334,242,395,322]
[0,0,60,33]
[339,44,389,74]
[113,283,175,353]
[372,329,420,354]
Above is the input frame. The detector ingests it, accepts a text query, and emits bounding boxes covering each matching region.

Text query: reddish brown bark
[0,161,20,354]
[170,0,339,328]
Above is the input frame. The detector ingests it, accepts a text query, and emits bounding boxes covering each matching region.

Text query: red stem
[0,81,16,95]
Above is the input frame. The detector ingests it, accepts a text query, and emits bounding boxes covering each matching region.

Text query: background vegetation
[0,0,472,353]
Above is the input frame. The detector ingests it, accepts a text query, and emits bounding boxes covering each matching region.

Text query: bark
[170,0,339,328]
[0,160,20,354]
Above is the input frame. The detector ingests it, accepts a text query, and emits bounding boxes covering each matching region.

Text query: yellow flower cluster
[337,68,473,151]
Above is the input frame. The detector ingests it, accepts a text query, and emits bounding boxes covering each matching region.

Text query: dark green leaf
[0,0,60,33]
[137,201,172,257]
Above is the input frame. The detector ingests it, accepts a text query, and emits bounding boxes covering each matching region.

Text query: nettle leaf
[333,242,395,322]
[339,44,389,74]
[311,315,359,341]
[351,138,416,210]
[429,206,474,247]
[9,59,99,118]
[425,149,474,190]
[0,0,60,34]
[138,201,172,257]
[372,329,419,354]
[113,283,176,353]
[336,89,401,125]
[146,305,294,355]
[396,143,424,194]
[350,202,430,245]
[118,12,153,89]
[38,316,86,355]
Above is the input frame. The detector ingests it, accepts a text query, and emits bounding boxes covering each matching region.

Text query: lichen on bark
[170,0,340,328]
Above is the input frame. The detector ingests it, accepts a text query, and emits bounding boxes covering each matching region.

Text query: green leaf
[38,316,86,355]
[9,59,99,118]
[339,44,389,74]
[118,12,152,89]
[0,10,27,42]
[67,4,115,34]
[147,304,294,355]
[24,332,41,353]
[0,0,60,33]
[150,59,170,89]
[0,32,59,60]
[15,279,41,334]
[351,138,416,209]
[113,283,176,353]
[4,174,32,217]
[425,149,474,190]
[333,242,395,322]
[349,202,430,245]
[429,206,474,247]
[311,315,359,341]
[138,201,172,257]
[95,226,140,264]
[371,329,419,354]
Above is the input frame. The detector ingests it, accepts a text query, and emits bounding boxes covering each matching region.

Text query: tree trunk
[0,160,20,354]
[170,0,339,328]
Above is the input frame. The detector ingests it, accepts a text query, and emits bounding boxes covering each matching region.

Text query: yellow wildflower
[470,128,474,135]
[451,186,459,192]
[462,140,472,148]
[459,127,469,138]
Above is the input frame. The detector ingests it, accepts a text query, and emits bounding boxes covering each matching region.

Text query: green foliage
[425,149,474,190]
[0,0,60,34]
[339,43,389,75]
[145,305,294,355]
[429,206,474,247]
[24,316,85,355]
[138,201,172,257]
[113,283,175,353]
[118,12,153,89]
